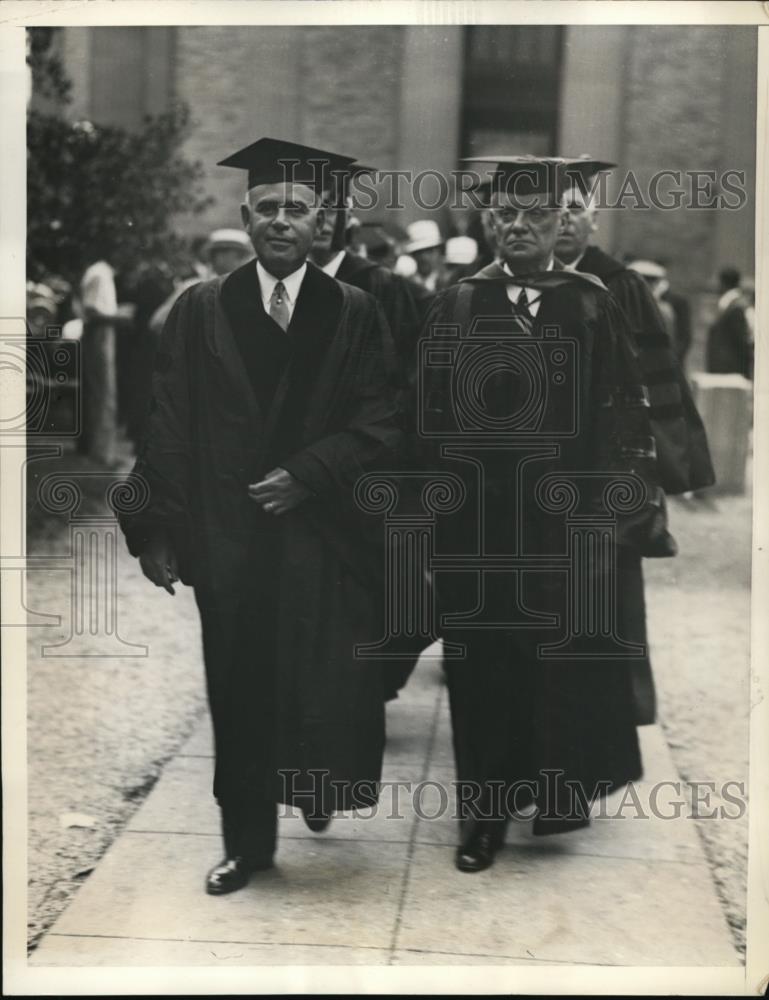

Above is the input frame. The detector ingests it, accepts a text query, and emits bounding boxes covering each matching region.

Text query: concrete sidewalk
[31,652,740,968]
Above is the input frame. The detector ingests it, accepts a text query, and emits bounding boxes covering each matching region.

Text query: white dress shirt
[80,260,117,317]
[502,257,554,317]
[717,286,742,313]
[256,260,307,324]
[320,250,347,278]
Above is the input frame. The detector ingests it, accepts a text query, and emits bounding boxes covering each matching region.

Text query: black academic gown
[573,246,718,729]
[336,252,422,377]
[577,246,714,496]
[120,261,402,817]
[334,251,428,697]
[416,263,663,833]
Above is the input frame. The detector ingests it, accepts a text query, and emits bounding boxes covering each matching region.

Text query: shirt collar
[320,250,347,278]
[256,259,307,304]
[502,256,554,296]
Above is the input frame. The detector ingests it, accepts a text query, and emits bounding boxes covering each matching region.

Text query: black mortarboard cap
[471,179,493,207]
[567,156,617,178]
[560,156,616,194]
[217,137,358,192]
[460,155,615,205]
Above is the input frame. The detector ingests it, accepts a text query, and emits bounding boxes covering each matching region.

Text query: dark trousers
[195,526,282,861]
[444,630,537,826]
[444,627,642,836]
[219,797,277,862]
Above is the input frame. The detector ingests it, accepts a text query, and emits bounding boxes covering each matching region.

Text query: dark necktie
[269,281,289,332]
[516,286,533,322]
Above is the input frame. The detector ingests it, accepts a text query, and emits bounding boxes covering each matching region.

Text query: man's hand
[139,532,179,595]
[248,467,312,516]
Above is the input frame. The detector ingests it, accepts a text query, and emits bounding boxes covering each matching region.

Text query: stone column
[396,26,465,226]
[557,26,628,252]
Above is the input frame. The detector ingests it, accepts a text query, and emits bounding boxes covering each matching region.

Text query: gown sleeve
[375,270,423,380]
[118,288,194,558]
[608,270,714,494]
[588,292,673,556]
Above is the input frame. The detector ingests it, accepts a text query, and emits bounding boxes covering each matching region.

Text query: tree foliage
[27,30,213,285]
[27,27,72,104]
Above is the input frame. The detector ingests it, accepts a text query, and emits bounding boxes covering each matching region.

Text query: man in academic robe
[555,161,715,724]
[119,138,403,895]
[309,161,427,699]
[310,163,422,382]
[556,177,714,496]
[660,277,693,366]
[415,156,664,872]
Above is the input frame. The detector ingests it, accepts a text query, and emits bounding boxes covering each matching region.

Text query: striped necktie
[269,280,289,332]
[516,287,533,322]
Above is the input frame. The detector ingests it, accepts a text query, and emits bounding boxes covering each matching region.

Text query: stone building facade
[47,24,757,362]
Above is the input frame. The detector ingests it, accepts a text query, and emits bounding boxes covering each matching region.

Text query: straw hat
[204,229,252,256]
[627,259,666,279]
[405,220,444,254]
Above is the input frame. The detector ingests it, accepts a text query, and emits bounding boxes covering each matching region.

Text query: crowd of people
[26,137,752,894]
[28,175,754,467]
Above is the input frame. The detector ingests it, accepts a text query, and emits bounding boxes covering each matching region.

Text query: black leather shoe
[300,808,332,833]
[456,822,506,873]
[205,854,272,895]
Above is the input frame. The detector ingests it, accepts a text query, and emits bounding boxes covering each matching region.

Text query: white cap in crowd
[204,229,252,256]
[405,220,444,254]
[627,259,666,279]
[445,236,478,266]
